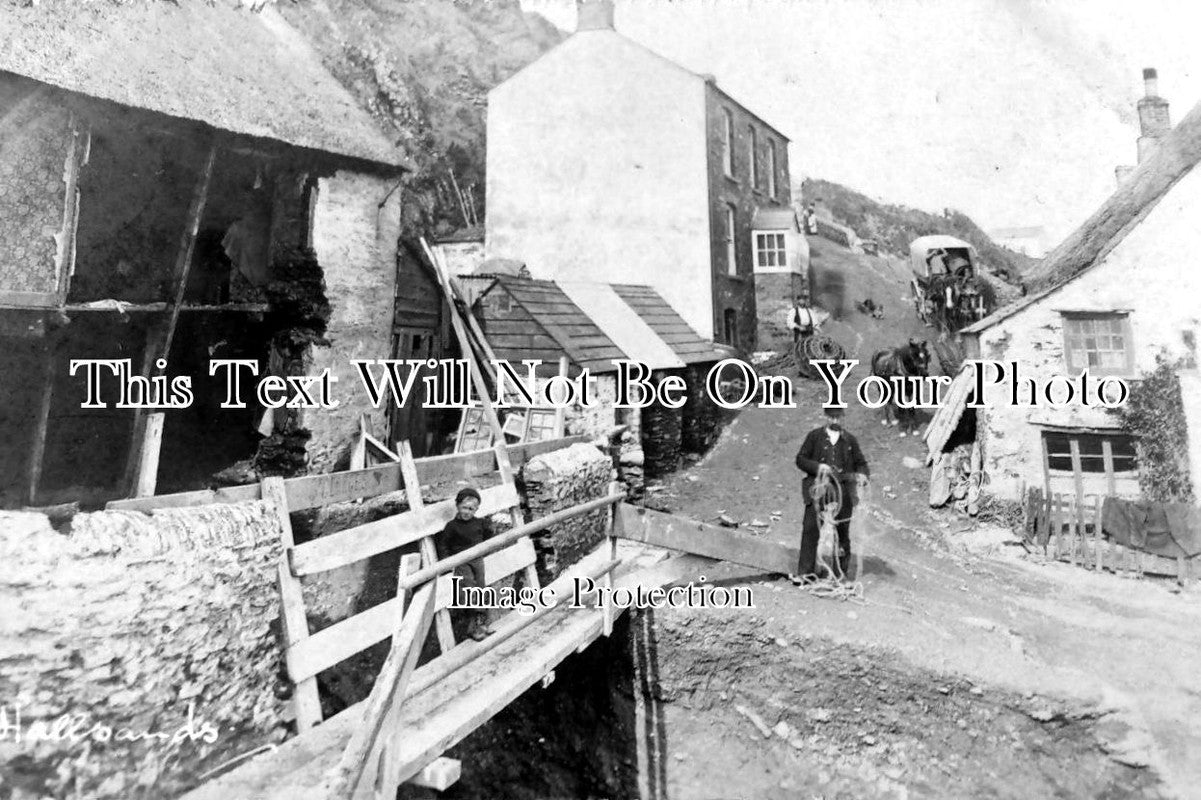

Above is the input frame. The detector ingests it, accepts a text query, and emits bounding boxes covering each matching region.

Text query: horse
[870,338,932,436]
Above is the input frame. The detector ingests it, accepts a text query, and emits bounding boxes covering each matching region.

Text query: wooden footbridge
[113,436,796,800]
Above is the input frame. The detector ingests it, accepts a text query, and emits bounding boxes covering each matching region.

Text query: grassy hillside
[801,178,1037,282]
[280,0,563,234]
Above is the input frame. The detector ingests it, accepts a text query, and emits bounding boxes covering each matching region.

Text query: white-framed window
[722,108,734,177]
[748,126,759,188]
[725,205,738,276]
[755,232,787,268]
[1062,313,1133,375]
[766,140,777,197]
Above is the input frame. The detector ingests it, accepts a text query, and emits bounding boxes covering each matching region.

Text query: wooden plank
[480,538,537,585]
[617,504,799,574]
[54,115,85,301]
[107,482,260,512]
[492,441,540,593]
[406,758,460,792]
[290,483,521,577]
[1102,439,1117,496]
[122,145,218,499]
[26,352,55,505]
[398,493,622,593]
[178,553,625,800]
[121,323,164,496]
[552,356,569,439]
[287,464,403,510]
[1052,494,1063,559]
[350,417,368,471]
[133,412,166,498]
[396,440,456,655]
[106,436,585,513]
[288,576,454,684]
[265,478,322,731]
[329,581,436,799]
[161,144,218,363]
[421,239,506,447]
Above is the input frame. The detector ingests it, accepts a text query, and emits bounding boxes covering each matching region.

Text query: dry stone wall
[0,503,286,800]
[521,443,612,580]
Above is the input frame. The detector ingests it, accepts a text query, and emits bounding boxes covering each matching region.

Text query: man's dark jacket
[795,426,870,506]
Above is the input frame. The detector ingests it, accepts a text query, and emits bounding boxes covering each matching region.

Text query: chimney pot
[1143,66,1159,98]
[577,0,615,31]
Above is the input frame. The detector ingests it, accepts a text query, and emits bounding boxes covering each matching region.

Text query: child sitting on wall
[437,487,494,641]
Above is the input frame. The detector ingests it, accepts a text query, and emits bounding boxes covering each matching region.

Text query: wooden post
[161,144,218,363]
[264,477,323,731]
[330,580,436,799]
[554,356,569,439]
[396,440,457,653]
[1044,492,1054,558]
[492,441,540,592]
[125,144,218,497]
[1094,495,1104,572]
[603,484,623,637]
[26,350,55,505]
[134,412,165,497]
[350,415,369,470]
[420,238,506,446]
[379,554,423,793]
[1050,494,1060,559]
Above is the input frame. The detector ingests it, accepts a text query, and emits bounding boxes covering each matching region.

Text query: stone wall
[640,371,685,478]
[0,503,286,800]
[520,443,612,580]
[0,90,72,295]
[754,272,807,352]
[681,363,722,453]
[306,170,402,472]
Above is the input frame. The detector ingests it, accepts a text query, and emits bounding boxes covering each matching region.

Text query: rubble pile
[521,443,612,581]
[0,504,287,800]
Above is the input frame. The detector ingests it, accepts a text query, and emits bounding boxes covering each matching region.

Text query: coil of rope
[798,470,867,602]
[794,334,846,380]
[801,334,846,363]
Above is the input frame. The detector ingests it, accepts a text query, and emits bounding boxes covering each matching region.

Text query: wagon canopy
[909,235,977,276]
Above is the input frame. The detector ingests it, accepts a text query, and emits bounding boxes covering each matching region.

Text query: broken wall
[305,170,401,472]
[0,504,287,800]
[0,86,73,297]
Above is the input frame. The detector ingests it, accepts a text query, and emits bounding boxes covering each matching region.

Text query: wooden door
[389,328,438,457]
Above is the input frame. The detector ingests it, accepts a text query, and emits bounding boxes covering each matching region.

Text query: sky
[517,0,1201,251]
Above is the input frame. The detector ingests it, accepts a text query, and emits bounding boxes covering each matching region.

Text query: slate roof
[482,278,723,374]
[610,284,726,365]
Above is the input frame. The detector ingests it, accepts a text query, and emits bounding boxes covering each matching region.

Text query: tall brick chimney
[1137,67,1171,163]
[577,0,615,31]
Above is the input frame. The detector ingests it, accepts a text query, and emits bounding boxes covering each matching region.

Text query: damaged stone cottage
[0,1,407,509]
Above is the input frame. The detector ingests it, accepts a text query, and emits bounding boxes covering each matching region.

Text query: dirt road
[641,370,1200,800]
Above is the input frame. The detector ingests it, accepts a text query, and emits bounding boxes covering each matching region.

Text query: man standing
[788,293,820,378]
[792,407,870,582]
[787,292,817,346]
